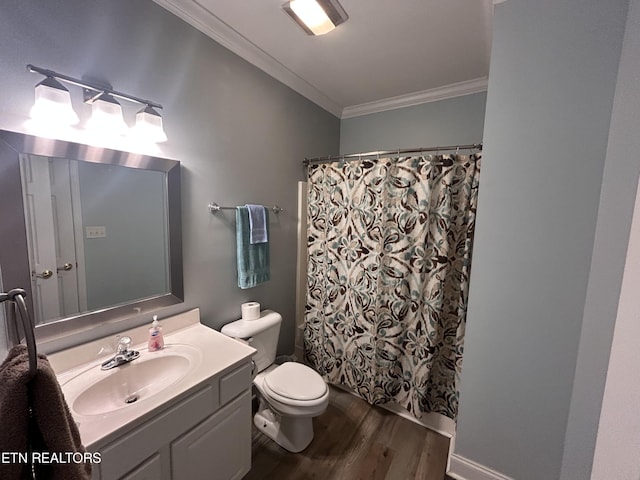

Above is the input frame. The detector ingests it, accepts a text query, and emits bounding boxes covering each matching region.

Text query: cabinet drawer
[100,382,219,479]
[220,362,252,405]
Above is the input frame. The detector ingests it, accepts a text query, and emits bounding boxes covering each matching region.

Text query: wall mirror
[0,130,183,345]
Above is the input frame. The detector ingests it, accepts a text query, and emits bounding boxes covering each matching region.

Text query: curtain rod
[303,143,482,166]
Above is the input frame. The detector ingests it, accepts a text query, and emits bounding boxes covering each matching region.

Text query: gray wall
[78,163,168,310]
[0,0,339,355]
[455,1,630,479]
[562,0,640,477]
[339,92,486,154]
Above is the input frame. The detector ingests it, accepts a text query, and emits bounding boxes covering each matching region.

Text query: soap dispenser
[148,315,164,351]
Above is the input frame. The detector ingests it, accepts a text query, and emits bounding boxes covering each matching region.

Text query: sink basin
[62,344,201,416]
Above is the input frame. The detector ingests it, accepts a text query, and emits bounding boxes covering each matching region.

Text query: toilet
[221,310,329,453]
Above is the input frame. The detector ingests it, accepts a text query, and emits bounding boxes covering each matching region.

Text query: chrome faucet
[101,335,140,370]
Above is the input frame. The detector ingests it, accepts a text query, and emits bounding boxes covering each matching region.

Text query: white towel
[245,204,268,244]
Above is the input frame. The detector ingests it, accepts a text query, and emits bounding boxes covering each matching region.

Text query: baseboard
[379,401,455,439]
[448,454,513,480]
[332,383,455,436]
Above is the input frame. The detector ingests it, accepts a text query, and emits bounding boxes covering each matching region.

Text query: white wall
[0,0,339,354]
[454,1,630,479]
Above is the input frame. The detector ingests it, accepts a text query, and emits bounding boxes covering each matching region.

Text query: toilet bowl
[221,310,329,452]
[253,362,329,452]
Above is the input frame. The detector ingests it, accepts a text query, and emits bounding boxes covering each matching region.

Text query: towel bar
[208,202,283,214]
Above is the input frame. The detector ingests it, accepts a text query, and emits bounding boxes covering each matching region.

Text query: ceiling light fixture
[283,0,348,36]
[27,64,168,143]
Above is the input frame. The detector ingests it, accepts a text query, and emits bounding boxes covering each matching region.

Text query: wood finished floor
[244,385,450,480]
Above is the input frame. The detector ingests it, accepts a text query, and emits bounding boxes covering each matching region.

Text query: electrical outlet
[86,226,106,238]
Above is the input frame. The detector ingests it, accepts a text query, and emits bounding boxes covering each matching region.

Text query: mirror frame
[0,130,183,345]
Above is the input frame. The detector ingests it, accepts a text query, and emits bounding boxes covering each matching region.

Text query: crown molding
[152,0,343,117]
[153,1,488,120]
[341,77,488,119]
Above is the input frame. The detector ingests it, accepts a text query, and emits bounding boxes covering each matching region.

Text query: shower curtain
[304,153,480,421]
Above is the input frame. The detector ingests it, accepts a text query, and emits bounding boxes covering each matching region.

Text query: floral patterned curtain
[304,154,481,421]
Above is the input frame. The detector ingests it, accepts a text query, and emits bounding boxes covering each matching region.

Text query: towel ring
[1,289,37,380]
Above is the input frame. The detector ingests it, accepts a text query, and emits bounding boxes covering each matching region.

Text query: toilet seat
[262,362,328,406]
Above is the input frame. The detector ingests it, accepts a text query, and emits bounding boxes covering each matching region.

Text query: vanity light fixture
[131,105,168,143]
[29,76,79,126]
[27,64,168,143]
[85,93,129,136]
[283,0,348,36]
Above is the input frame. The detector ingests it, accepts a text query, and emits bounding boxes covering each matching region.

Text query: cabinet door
[120,453,162,480]
[172,390,251,480]
[99,382,218,479]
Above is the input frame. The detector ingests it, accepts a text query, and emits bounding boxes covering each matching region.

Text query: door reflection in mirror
[20,155,170,325]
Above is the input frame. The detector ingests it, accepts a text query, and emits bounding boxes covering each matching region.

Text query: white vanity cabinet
[92,361,253,480]
[171,390,250,479]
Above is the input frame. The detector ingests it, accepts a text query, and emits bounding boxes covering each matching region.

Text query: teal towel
[236,206,270,289]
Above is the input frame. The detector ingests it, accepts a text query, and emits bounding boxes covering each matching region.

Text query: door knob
[32,269,53,279]
[57,263,73,272]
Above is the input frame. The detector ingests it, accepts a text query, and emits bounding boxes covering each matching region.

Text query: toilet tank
[220,310,282,373]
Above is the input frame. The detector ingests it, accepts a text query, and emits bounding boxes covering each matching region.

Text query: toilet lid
[264,362,327,401]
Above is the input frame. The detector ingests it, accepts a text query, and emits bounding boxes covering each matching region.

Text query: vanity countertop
[49,308,255,449]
